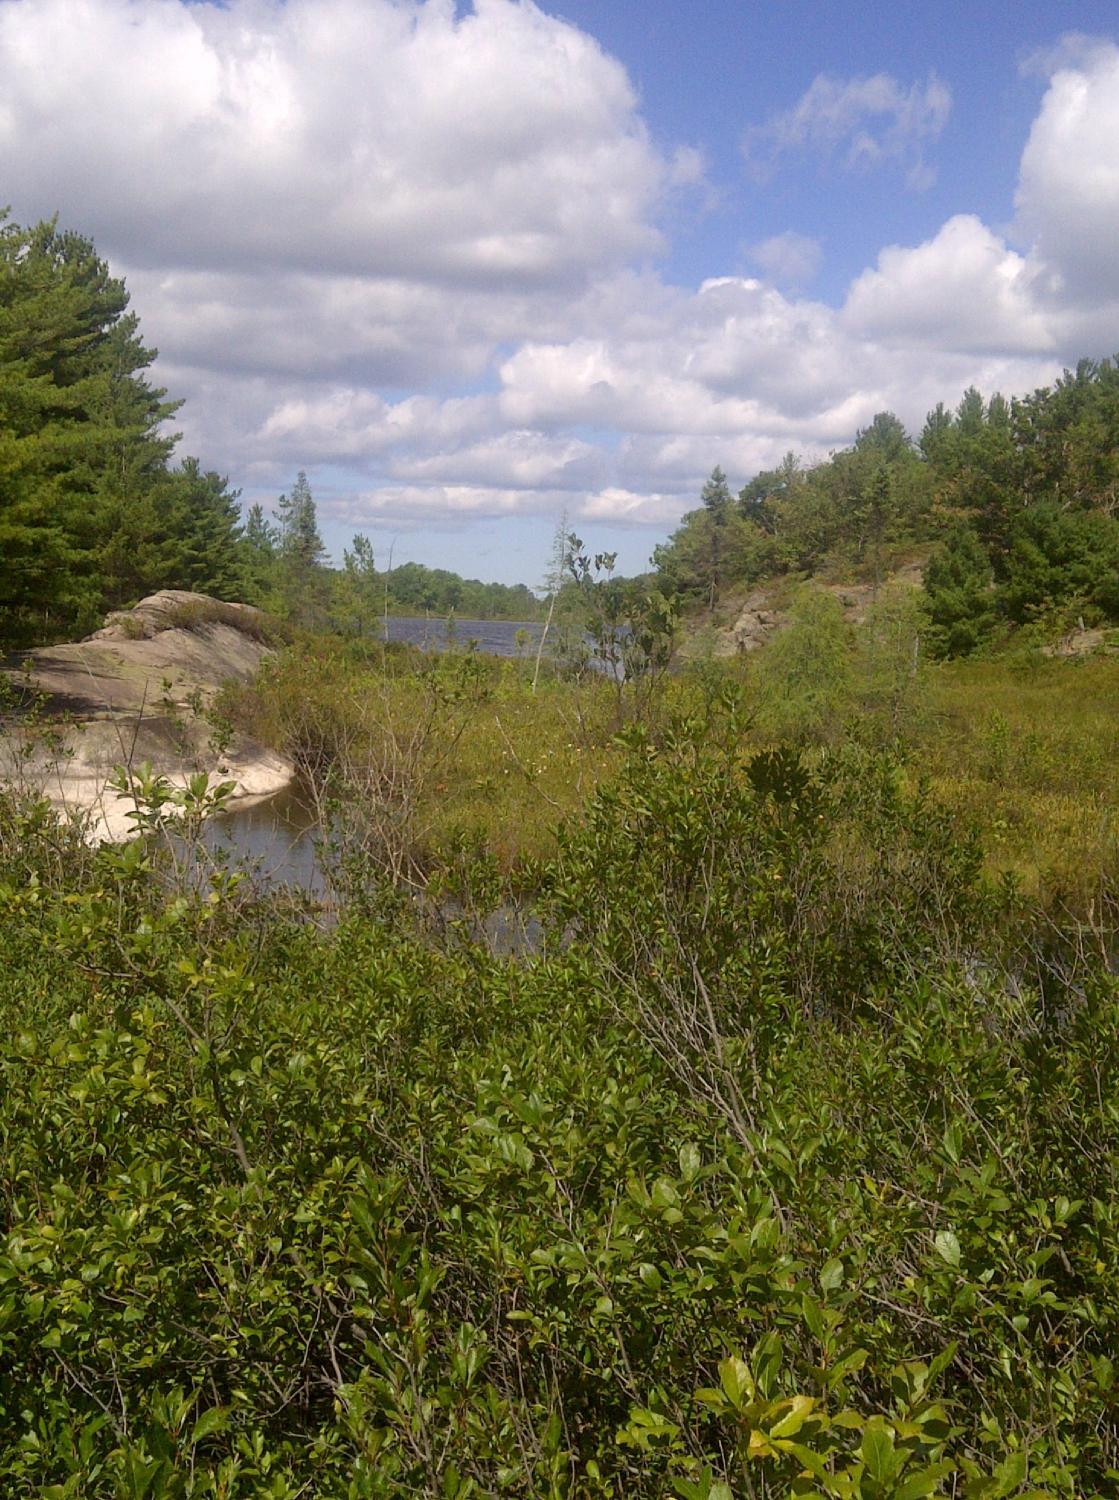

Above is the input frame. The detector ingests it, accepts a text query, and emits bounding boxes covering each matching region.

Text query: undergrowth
[0,703,1116,1495]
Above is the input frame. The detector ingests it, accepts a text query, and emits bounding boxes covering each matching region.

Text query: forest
[2,217,1119,1496]
[652,373,1119,657]
[0,214,539,653]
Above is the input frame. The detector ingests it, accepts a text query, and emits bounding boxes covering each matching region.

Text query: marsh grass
[222,632,1117,908]
[921,652,1118,896]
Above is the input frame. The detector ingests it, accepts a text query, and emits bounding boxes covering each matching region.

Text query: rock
[1,593,294,841]
[92,590,268,644]
[1041,626,1109,658]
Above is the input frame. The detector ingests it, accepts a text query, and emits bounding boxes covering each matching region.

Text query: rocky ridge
[1,591,293,841]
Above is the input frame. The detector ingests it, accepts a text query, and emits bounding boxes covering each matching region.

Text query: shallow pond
[201,783,324,894]
[202,787,543,954]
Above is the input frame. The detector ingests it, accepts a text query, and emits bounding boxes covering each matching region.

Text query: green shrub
[754,586,854,742]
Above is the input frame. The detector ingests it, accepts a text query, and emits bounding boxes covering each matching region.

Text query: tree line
[0,214,540,652]
[241,478,541,634]
[6,208,1119,658]
[653,362,1119,654]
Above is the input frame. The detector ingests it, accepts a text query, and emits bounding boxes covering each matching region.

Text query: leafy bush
[754,587,854,742]
[0,713,1116,1495]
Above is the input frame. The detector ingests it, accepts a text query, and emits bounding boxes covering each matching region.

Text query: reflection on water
[205,789,542,954]
[207,620,547,890]
[203,783,324,894]
[200,619,556,933]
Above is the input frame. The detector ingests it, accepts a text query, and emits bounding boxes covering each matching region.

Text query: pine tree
[338,533,379,637]
[159,458,245,599]
[0,214,180,644]
[274,471,327,627]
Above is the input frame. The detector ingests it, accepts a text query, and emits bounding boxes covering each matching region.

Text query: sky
[3,0,1119,587]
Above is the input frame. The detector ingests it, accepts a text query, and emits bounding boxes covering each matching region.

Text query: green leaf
[860,1418,897,1482]
[988,1450,1028,1497]
[934,1230,961,1267]
[719,1356,754,1409]
[896,1460,955,1500]
[820,1256,845,1292]
[190,1406,229,1445]
[679,1141,701,1181]
[768,1394,815,1439]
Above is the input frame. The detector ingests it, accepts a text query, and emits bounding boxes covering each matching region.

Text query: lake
[382,616,545,656]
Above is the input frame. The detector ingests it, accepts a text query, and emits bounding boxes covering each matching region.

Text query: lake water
[382,616,545,656]
[202,783,325,894]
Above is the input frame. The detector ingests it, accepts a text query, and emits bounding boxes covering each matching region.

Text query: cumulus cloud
[1016,37,1119,303]
[742,71,951,189]
[0,0,665,286]
[2,3,1118,546]
[843,216,1056,353]
[747,232,823,289]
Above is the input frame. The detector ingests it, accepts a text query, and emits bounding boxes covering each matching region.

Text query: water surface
[382,616,544,657]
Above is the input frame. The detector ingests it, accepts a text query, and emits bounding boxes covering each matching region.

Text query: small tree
[700,465,733,609]
[274,471,327,628]
[856,582,928,744]
[923,526,997,657]
[337,532,379,639]
[531,511,573,693]
[755,587,853,743]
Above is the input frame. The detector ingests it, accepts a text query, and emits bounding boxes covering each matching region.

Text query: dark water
[202,789,539,952]
[202,622,543,888]
[201,784,324,894]
[202,617,558,925]
[383,616,545,657]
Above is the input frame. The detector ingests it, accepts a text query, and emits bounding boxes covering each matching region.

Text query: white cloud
[842,215,1056,353]
[3,4,1119,549]
[0,0,665,286]
[389,431,605,490]
[747,232,823,288]
[742,71,951,189]
[1016,38,1119,303]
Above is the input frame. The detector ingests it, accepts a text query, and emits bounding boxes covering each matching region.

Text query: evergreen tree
[854,410,912,463]
[337,533,379,637]
[1000,503,1119,624]
[919,402,954,463]
[923,526,997,657]
[241,504,279,609]
[0,214,185,644]
[159,459,245,599]
[274,471,328,627]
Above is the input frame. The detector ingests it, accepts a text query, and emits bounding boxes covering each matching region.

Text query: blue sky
[3,0,1119,587]
[561,0,1119,300]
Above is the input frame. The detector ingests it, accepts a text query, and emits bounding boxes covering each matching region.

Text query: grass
[920,651,1118,897]
[162,596,292,646]
[218,629,1118,905]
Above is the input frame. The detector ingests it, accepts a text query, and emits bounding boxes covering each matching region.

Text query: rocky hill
[0,591,293,841]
